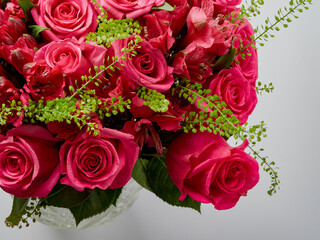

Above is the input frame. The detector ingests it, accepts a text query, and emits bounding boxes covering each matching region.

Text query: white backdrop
[1,1,319,239]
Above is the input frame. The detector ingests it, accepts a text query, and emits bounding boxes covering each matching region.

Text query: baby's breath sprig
[256,81,274,95]
[238,0,265,21]
[173,79,279,195]
[86,0,142,47]
[238,0,313,53]
[137,87,170,113]
[5,197,42,229]
[98,96,132,118]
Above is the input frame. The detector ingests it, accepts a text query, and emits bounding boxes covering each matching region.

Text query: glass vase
[36,179,142,229]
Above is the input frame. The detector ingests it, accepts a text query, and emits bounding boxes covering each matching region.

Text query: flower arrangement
[0,0,312,228]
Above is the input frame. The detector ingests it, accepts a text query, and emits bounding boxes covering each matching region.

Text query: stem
[238,1,306,55]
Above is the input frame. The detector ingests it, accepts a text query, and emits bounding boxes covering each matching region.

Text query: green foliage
[152,2,174,11]
[5,197,41,228]
[135,156,201,212]
[256,81,274,95]
[137,87,170,113]
[28,25,50,38]
[44,184,92,209]
[212,47,237,71]
[132,158,153,191]
[238,0,265,20]
[173,79,240,137]
[69,187,122,226]
[239,0,313,53]
[17,0,35,20]
[86,0,142,47]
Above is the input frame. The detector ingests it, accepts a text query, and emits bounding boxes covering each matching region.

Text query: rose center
[134,54,154,74]
[54,3,79,20]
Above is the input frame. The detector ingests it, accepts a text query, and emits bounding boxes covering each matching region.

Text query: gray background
[1,1,319,239]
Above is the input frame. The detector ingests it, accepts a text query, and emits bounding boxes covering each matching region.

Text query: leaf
[152,2,174,11]
[29,25,50,38]
[45,184,91,208]
[147,156,201,213]
[69,187,122,226]
[10,196,29,216]
[212,47,237,71]
[5,197,29,227]
[132,158,152,191]
[17,0,35,20]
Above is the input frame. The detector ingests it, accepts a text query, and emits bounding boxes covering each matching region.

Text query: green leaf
[29,25,50,38]
[132,158,152,191]
[212,47,237,71]
[147,156,201,213]
[69,187,122,226]
[10,197,29,216]
[45,184,91,208]
[17,0,35,20]
[5,197,29,227]
[152,2,174,11]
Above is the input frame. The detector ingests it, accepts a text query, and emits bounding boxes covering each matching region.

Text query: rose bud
[11,48,34,74]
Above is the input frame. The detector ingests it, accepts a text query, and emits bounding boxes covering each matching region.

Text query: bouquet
[0,0,312,228]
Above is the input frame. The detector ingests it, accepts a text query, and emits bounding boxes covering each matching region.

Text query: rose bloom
[209,68,258,124]
[212,0,242,16]
[112,37,174,92]
[59,128,139,191]
[31,0,98,42]
[232,19,258,85]
[0,125,60,198]
[166,132,259,210]
[97,0,165,19]
[33,38,107,94]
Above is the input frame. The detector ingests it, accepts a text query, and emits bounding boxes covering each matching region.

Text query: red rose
[59,128,139,191]
[112,37,174,92]
[98,0,165,19]
[33,38,107,94]
[233,19,258,85]
[31,0,98,42]
[209,68,257,124]
[0,125,60,198]
[166,132,259,210]
[212,0,242,16]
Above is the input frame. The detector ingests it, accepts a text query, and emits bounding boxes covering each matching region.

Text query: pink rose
[166,132,259,210]
[31,0,98,42]
[209,68,257,124]
[113,37,174,92]
[232,19,258,85]
[33,38,107,94]
[59,128,139,191]
[98,0,165,19]
[212,0,242,16]
[0,125,60,198]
